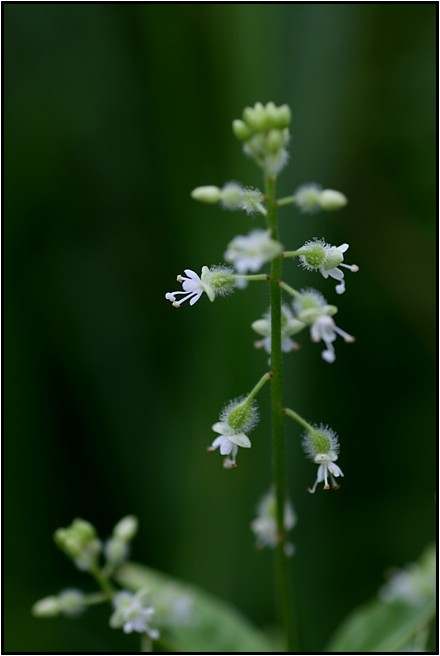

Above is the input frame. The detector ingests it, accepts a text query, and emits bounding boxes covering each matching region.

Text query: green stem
[277,195,296,207]
[282,250,302,258]
[246,371,272,403]
[235,273,271,282]
[265,174,296,652]
[89,565,115,597]
[279,280,301,299]
[284,407,314,433]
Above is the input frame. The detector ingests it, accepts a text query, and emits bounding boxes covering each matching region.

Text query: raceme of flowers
[165,102,357,490]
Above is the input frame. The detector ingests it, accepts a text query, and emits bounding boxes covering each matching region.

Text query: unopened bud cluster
[233,101,291,175]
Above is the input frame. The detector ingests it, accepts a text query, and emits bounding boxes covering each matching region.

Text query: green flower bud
[191,186,221,204]
[232,119,252,141]
[105,537,129,565]
[243,103,266,132]
[58,589,85,617]
[54,519,101,571]
[319,189,347,211]
[32,596,61,617]
[266,129,284,154]
[113,515,138,542]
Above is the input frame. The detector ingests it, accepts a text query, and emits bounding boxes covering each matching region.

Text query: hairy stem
[265,174,296,652]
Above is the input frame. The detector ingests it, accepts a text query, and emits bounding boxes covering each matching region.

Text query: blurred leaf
[328,546,436,652]
[116,561,273,653]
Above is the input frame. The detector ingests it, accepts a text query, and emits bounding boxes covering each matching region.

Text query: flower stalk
[266,173,296,652]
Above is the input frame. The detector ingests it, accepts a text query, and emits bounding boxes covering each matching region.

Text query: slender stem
[284,407,314,433]
[246,371,272,403]
[277,195,296,207]
[279,280,301,299]
[265,174,296,652]
[235,273,271,282]
[282,250,302,258]
[140,634,153,652]
[89,565,115,597]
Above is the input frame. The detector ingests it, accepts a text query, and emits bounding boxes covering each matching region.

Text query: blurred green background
[4,3,436,652]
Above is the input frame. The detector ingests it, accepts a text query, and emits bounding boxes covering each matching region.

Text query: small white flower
[251,489,296,556]
[208,398,257,468]
[110,590,159,639]
[165,266,235,307]
[310,315,354,363]
[303,424,344,493]
[293,289,354,363]
[298,239,359,294]
[252,305,305,353]
[224,229,282,274]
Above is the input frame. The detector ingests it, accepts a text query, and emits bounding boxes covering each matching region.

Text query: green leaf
[328,546,436,653]
[115,561,273,653]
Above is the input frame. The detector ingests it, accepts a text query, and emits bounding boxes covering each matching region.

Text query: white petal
[184,269,200,280]
[212,422,227,434]
[338,243,349,253]
[219,438,233,455]
[189,292,202,306]
[227,433,251,448]
[328,267,344,281]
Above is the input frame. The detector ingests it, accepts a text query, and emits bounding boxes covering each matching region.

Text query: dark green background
[5,3,436,653]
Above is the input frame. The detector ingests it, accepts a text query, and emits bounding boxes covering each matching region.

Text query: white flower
[293,289,354,363]
[310,315,354,363]
[110,590,159,639]
[302,424,344,493]
[208,398,257,468]
[251,305,305,353]
[251,489,296,556]
[165,266,235,307]
[224,229,282,274]
[298,239,359,294]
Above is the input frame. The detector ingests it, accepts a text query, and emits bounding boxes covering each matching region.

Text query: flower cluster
[165,103,356,502]
[233,101,291,175]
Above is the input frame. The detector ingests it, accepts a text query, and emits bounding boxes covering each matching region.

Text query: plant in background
[33,103,435,653]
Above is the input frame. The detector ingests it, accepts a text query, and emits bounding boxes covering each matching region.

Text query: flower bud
[113,515,138,541]
[32,596,61,617]
[232,119,252,141]
[191,186,221,204]
[58,589,85,616]
[105,537,129,565]
[54,519,101,571]
[319,189,347,211]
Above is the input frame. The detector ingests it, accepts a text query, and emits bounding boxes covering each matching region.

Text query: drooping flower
[110,590,159,639]
[293,289,354,362]
[208,397,258,469]
[302,424,344,493]
[251,305,305,353]
[165,266,236,307]
[297,239,359,294]
[250,488,296,556]
[224,229,282,274]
